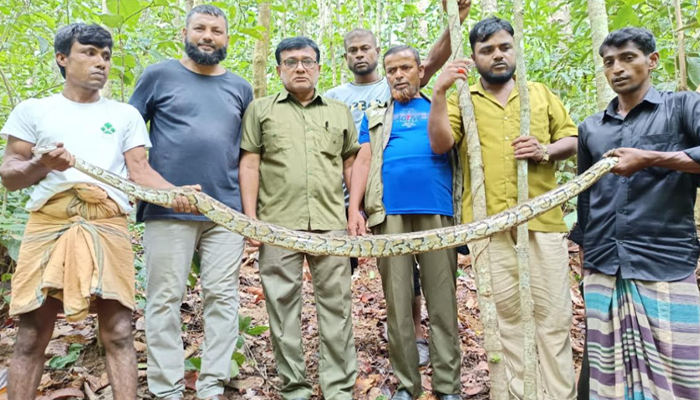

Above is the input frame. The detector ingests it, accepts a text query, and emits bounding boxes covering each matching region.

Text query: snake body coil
[57,152,615,257]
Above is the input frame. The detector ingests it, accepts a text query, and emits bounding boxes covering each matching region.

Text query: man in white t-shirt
[325,0,471,368]
[0,23,194,400]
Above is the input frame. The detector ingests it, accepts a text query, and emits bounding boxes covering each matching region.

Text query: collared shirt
[577,86,700,281]
[447,79,578,231]
[241,89,361,231]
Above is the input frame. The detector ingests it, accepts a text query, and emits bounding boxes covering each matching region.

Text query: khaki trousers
[488,229,576,400]
[258,230,357,400]
[375,215,461,398]
[144,220,245,399]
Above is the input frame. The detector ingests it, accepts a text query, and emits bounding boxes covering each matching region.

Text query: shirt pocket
[319,125,345,157]
[635,133,677,178]
[262,121,292,152]
[528,103,551,144]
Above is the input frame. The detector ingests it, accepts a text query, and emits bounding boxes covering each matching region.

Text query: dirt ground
[0,244,588,400]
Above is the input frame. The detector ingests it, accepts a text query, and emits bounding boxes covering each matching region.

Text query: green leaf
[687,57,700,88]
[184,357,201,371]
[229,359,240,378]
[48,343,83,369]
[245,325,269,336]
[271,4,287,12]
[137,363,148,369]
[187,272,197,288]
[0,237,21,261]
[612,6,640,30]
[106,0,142,17]
[240,27,263,41]
[99,14,125,29]
[236,335,245,349]
[231,351,246,366]
[239,315,252,333]
[1,273,12,282]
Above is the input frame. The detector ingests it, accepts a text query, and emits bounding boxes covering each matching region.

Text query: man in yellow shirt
[428,17,577,400]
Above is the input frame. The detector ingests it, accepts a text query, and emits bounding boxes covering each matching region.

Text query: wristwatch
[538,144,550,164]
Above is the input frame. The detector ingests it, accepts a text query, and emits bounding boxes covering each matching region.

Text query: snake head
[31,144,59,156]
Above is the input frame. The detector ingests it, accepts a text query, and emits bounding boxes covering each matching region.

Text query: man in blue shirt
[577,27,700,400]
[348,45,462,400]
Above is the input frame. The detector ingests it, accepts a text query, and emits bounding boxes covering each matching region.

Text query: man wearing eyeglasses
[239,36,360,400]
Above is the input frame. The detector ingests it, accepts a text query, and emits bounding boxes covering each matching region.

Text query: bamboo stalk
[252,1,271,99]
[445,1,508,398]
[586,0,615,111]
[512,0,537,398]
[673,0,688,91]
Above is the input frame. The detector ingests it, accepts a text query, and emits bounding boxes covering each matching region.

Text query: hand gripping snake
[32,145,616,258]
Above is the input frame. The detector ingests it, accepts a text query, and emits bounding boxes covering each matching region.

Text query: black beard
[349,60,378,76]
[480,65,516,84]
[184,40,227,66]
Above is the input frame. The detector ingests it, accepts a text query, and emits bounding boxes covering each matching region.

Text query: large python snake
[32,145,616,257]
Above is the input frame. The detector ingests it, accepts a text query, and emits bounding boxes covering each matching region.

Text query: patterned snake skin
[32,145,616,257]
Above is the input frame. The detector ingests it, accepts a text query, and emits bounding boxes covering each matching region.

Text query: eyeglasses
[281,58,318,69]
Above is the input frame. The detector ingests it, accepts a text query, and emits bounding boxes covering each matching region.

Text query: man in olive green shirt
[239,37,360,400]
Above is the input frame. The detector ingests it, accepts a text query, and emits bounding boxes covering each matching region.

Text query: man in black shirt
[577,27,700,400]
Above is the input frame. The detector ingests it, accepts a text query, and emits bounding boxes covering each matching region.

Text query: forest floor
[0,243,590,400]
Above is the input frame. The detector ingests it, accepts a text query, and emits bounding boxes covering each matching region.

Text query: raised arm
[428,60,471,154]
[420,0,471,86]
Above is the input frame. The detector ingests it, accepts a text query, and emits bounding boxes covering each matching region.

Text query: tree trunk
[587,0,615,111]
[358,0,364,27]
[674,0,688,91]
[550,2,572,42]
[252,1,271,98]
[513,0,537,398]
[418,0,429,43]
[481,0,498,17]
[445,2,508,399]
[100,0,113,99]
[301,0,308,36]
[339,0,348,84]
[375,0,382,46]
[281,10,287,38]
[405,0,413,44]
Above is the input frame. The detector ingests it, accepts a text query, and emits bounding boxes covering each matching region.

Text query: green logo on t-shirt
[100,122,115,135]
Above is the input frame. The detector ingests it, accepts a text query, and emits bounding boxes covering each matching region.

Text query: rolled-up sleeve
[240,101,262,154]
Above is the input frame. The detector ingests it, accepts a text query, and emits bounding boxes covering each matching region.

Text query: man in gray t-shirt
[326,75,390,132]
[128,5,252,400]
